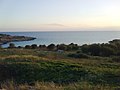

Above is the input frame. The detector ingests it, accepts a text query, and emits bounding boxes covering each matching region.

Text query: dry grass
[0,81,117,90]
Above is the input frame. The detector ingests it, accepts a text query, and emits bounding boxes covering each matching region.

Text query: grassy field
[0,48,120,90]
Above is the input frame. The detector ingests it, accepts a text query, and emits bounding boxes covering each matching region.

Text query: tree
[39,45,47,50]
[9,43,16,48]
[17,46,22,48]
[89,44,101,56]
[100,46,115,57]
[81,44,90,54]
[0,45,2,49]
[31,44,37,49]
[57,44,67,50]
[47,44,56,50]
[25,45,31,49]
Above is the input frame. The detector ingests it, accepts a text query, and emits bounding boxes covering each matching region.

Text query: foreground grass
[1,81,119,90]
[0,49,120,89]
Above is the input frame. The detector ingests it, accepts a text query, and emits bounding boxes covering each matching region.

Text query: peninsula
[0,34,36,45]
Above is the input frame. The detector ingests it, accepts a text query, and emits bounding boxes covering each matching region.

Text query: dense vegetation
[6,39,120,58]
[0,39,120,90]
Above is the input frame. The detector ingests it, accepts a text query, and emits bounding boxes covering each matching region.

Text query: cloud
[42,23,66,27]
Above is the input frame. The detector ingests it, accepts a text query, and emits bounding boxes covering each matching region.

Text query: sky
[0,0,120,31]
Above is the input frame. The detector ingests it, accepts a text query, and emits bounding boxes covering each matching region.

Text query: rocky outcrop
[0,34,36,45]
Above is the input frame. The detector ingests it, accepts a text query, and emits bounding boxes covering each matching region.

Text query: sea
[1,31,120,47]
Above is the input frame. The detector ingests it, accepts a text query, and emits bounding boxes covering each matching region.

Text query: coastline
[1,31,120,47]
[0,34,36,45]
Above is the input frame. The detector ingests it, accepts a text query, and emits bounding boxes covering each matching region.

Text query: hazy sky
[0,0,120,31]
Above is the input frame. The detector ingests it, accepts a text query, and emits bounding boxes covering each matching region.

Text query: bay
[1,31,120,47]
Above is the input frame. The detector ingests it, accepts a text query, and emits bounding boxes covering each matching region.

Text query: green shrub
[68,53,89,59]
[111,56,120,62]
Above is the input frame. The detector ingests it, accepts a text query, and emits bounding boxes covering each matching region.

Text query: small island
[0,34,36,45]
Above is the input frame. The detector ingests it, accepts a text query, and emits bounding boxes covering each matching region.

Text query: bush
[25,45,31,49]
[68,53,89,59]
[112,56,120,62]
[47,44,56,50]
[8,43,16,48]
[31,44,37,49]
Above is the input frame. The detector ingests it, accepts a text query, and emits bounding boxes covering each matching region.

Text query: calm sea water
[1,31,120,47]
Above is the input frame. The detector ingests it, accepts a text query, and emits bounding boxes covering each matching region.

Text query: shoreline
[0,34,36,45]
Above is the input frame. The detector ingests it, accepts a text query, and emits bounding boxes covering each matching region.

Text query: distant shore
[0,34,36,45]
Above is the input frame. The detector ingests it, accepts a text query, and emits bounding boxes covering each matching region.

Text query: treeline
[81,39,120,57]
[1,39,120,57]
[24,43,79,51]
[5,43,79,51]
